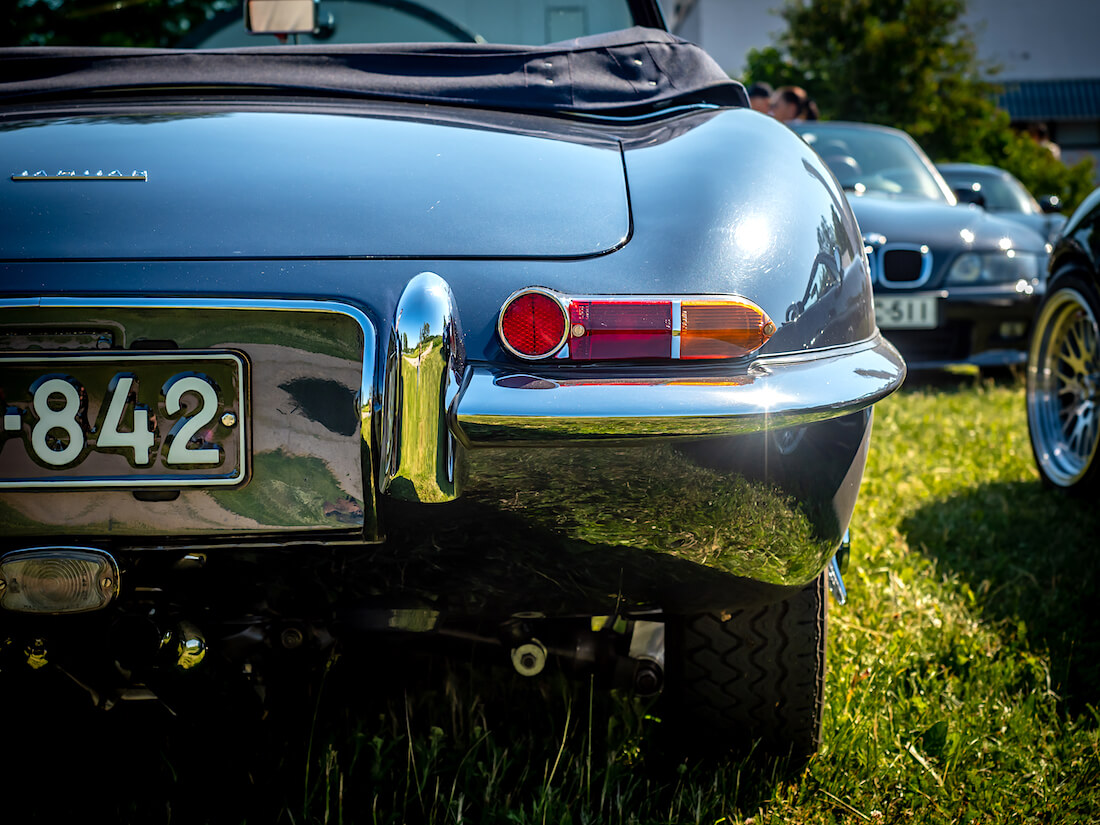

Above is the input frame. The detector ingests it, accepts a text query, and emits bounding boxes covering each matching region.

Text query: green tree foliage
[744,0,1095,212]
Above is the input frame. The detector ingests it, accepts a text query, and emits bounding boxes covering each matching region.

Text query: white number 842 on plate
[0,351,248,489]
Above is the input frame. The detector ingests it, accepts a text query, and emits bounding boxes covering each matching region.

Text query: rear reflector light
[681,300,776,359]
[0,547,119,614]
[498,289,569,359]
[498,290,774,361]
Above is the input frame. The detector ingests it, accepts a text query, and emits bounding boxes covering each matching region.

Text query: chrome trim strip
[453,334,904,446]
[827,556,848,606]
[671,299,682,359]
[384,273,466,502]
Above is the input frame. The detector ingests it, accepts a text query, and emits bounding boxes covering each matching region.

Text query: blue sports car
[0,0,903,760]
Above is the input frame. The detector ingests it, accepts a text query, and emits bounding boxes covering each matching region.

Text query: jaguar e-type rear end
[0,35,903,757]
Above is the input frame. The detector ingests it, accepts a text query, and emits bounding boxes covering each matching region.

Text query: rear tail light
[497,289,774,361]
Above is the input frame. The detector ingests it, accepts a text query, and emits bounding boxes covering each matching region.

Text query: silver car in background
[939,162,1066,245]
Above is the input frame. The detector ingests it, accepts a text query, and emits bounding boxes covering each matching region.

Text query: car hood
[1,108,630,259]
[847,194,1047,252]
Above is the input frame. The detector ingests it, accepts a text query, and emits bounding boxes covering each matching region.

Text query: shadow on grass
[6,637,795,824]
[275,644,800,823]
[901,478,1100,715]
[5,657,317,823]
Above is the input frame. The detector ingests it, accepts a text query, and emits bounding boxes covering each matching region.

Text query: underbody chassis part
[1,602,667,713]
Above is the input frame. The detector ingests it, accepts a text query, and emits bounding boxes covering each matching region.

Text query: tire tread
[670,574,826,759]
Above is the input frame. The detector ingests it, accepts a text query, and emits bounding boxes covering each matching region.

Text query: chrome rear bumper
[454,335,903,446]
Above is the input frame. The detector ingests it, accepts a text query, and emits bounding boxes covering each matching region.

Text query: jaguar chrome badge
[11,169,148,182]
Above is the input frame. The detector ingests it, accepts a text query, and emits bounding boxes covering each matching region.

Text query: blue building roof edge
[997,78,1100,122]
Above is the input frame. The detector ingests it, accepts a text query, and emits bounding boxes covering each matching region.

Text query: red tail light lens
[681,300,775,359]
[499,290,569,359]
[569,301,672,360]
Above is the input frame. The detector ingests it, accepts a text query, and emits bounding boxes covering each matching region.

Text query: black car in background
[792,122,1049,372]
[939,162,1066,244]
[1027,187,1100,492]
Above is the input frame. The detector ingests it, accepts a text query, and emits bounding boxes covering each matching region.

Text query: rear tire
[1027,273,1100,493]
[664,573,827,763]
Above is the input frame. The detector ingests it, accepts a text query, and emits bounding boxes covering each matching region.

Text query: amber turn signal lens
[680,300,775,359]
[498,290,569,359]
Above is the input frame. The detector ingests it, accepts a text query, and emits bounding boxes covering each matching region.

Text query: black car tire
[664,572,826,762]
[1027,272,1100,492]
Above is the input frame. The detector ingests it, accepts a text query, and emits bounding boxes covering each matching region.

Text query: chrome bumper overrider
[453,335,904,446]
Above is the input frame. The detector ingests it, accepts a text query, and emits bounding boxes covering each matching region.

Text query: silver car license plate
[874,295,938,330]
[0,351,248,488]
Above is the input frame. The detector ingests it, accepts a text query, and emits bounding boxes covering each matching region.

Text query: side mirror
[245,0,317,35]
[1038,195,1062,214]
[953,185,985,208]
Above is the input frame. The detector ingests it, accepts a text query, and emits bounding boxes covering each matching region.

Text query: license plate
[874,295,938,330]
[0,351,248,488]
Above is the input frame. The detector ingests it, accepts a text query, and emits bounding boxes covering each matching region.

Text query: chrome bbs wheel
[1027,279,1100,490]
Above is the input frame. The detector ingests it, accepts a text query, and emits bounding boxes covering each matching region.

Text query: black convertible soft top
[0,27,747,115]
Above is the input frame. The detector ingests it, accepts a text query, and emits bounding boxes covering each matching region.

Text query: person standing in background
[770,86,818,123]
[1027,122,1062,161]
[746,82,773,114]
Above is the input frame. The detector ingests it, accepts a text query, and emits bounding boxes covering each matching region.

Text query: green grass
[275,374,1098,824]
[805,374,1100,823]
[13,374,1100,823]
[313,375,1097,824]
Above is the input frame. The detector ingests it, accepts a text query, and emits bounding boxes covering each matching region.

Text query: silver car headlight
[946,251,1042,285]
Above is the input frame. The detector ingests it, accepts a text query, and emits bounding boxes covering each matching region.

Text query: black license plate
[0,351,248,489]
